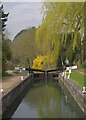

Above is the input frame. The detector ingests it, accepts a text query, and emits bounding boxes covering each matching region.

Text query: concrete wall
[2,72,58,116]
[3,72,85,118]
[59,74,86,116]
[2,74,33,115]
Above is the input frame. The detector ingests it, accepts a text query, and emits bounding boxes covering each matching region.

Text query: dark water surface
[12,81,83,118]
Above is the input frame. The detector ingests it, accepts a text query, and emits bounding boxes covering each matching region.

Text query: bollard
[21,76,24,80]
[28,73,30,76]
[67,72,71,79]
[0,88,3,93]
[82,86,86,94]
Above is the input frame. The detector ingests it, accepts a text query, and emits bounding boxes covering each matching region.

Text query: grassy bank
[70,71,85,87]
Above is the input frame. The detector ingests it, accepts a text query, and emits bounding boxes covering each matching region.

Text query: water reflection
[12,82,83,118]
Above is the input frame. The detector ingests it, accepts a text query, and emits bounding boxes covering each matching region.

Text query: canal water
[11,81,83,118]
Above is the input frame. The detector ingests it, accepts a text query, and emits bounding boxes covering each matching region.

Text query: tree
[0,3,11,74]
[2,39,12,74]
[12,27,38,67]
[0,3,9,32]
[36,2,84,68]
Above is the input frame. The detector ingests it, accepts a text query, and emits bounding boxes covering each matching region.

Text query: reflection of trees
[24,84,62,118]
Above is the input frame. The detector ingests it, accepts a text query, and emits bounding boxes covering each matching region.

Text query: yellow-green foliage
[32,55,47,69]
[36,2,84,66]
[32,54,57,70]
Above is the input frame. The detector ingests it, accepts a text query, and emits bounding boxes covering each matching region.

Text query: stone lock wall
[2,74,33,114]
[59,74,86,116]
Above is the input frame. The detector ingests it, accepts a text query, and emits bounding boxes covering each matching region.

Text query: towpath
[1,71,28,96]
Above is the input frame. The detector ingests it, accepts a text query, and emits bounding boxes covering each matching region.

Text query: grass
[70,71,85,87]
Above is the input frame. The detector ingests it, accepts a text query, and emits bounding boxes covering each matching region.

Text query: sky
[2,2,43,40]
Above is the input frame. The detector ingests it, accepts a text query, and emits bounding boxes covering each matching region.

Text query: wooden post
[82,87,86,94]
[28,73,30,76]
[0,89,3,93]
[64,70,67,79]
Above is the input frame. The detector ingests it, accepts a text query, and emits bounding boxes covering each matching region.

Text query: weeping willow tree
[36,2,84,68]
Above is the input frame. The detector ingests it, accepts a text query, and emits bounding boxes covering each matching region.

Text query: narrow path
[1,71,28,96]
[2,76,22,95]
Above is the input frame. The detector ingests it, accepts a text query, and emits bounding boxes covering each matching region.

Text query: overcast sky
[2,2,43,40]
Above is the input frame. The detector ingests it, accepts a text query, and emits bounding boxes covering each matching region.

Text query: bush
[32,55,47,69]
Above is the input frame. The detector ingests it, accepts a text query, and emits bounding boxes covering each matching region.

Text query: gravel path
[1,71,28,96]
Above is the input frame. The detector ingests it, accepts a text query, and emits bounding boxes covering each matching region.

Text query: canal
[10,80,83,118]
